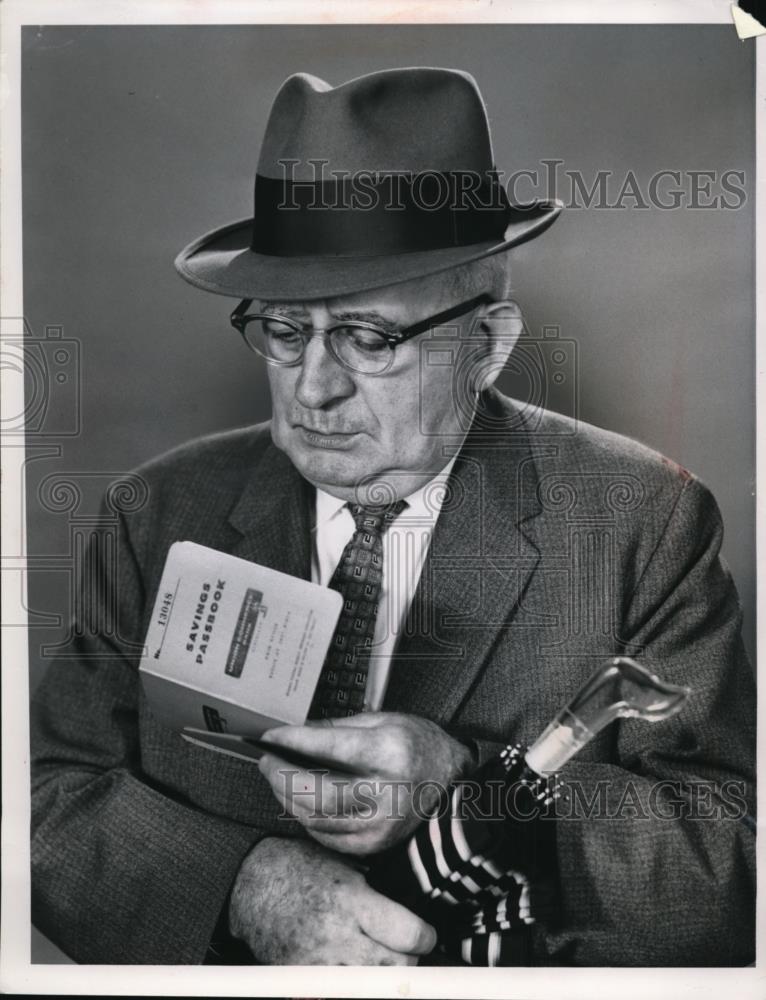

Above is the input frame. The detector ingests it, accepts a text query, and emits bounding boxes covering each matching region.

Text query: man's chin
[276,434,368,494]
[275,439,435,504]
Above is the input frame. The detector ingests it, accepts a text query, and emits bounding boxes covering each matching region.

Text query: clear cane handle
[525,656,690,775]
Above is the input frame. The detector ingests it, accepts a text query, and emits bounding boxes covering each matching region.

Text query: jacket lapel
[383,393,544,726]
[227,441,313,580]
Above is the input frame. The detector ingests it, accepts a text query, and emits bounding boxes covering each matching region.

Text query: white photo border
[1,1,762,996]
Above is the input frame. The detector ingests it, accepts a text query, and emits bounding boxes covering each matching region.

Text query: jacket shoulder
[506,398,699,492]
[113,423,273,559]
[133,422,272,493]
[487,394,718,534]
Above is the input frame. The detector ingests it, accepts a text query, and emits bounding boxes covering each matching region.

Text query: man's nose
[294,334,355,408]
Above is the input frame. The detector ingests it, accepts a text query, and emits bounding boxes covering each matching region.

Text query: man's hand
[257,712,474,854]
[228,836,437,964]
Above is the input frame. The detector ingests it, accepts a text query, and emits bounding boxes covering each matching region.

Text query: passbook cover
[139,541,342,761]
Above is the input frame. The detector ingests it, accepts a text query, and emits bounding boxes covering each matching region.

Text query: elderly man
[31,67,755,967]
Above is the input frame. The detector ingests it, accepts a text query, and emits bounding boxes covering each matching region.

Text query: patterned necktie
[309,500,407,719]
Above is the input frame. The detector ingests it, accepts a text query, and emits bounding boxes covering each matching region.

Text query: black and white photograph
[1,1,761,996]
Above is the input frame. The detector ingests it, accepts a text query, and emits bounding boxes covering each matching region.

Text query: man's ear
[472,299,525,391]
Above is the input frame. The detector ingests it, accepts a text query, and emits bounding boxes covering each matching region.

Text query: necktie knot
[348,499,407,535]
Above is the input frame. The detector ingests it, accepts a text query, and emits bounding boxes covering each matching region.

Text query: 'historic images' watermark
[273,159,747,212]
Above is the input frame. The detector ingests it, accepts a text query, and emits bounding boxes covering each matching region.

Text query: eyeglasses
[230,293,492,376]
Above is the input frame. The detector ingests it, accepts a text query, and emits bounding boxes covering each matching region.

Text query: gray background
[19,21,756,964]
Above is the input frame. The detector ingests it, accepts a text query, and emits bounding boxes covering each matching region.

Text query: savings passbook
[139,541,342,761]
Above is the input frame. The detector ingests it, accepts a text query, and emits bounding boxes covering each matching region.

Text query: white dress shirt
[311,458,457,711]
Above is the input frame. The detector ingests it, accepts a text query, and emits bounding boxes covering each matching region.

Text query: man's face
[266,276,487,501]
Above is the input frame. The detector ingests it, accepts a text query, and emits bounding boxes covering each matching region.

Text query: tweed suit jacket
[31,389,756,966]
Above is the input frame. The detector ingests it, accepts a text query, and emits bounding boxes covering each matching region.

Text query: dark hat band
[251,171,516,257]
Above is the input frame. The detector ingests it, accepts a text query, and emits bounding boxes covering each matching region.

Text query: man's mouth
[295,425,362,449]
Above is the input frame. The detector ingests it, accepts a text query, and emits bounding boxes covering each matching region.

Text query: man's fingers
[356,890,438,956]
[258,755,323,815]
[313,937,419,966]
[268,782,365,832]
[259,754,373,819]
[306,828,370,854]
[258,751,360,790]
[260,724,385,773]
[322,712,391,729]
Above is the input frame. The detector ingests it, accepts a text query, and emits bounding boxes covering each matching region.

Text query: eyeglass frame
[229,292,493,376]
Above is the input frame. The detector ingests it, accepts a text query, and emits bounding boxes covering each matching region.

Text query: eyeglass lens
[243,315,395,375]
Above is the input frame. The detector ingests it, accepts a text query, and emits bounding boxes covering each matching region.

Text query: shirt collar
[314,455,458,527]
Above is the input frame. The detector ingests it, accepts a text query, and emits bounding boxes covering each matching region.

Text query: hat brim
[174,201,562,301]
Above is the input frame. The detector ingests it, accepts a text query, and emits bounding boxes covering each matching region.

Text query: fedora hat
[175,67,562,301]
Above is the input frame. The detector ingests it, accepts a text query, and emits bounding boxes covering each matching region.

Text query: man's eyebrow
[331,309,398,330]
[260,302,307,318]
[261,304,400,331]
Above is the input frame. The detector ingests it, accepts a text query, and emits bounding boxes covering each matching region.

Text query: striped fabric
[367,745,560,966]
